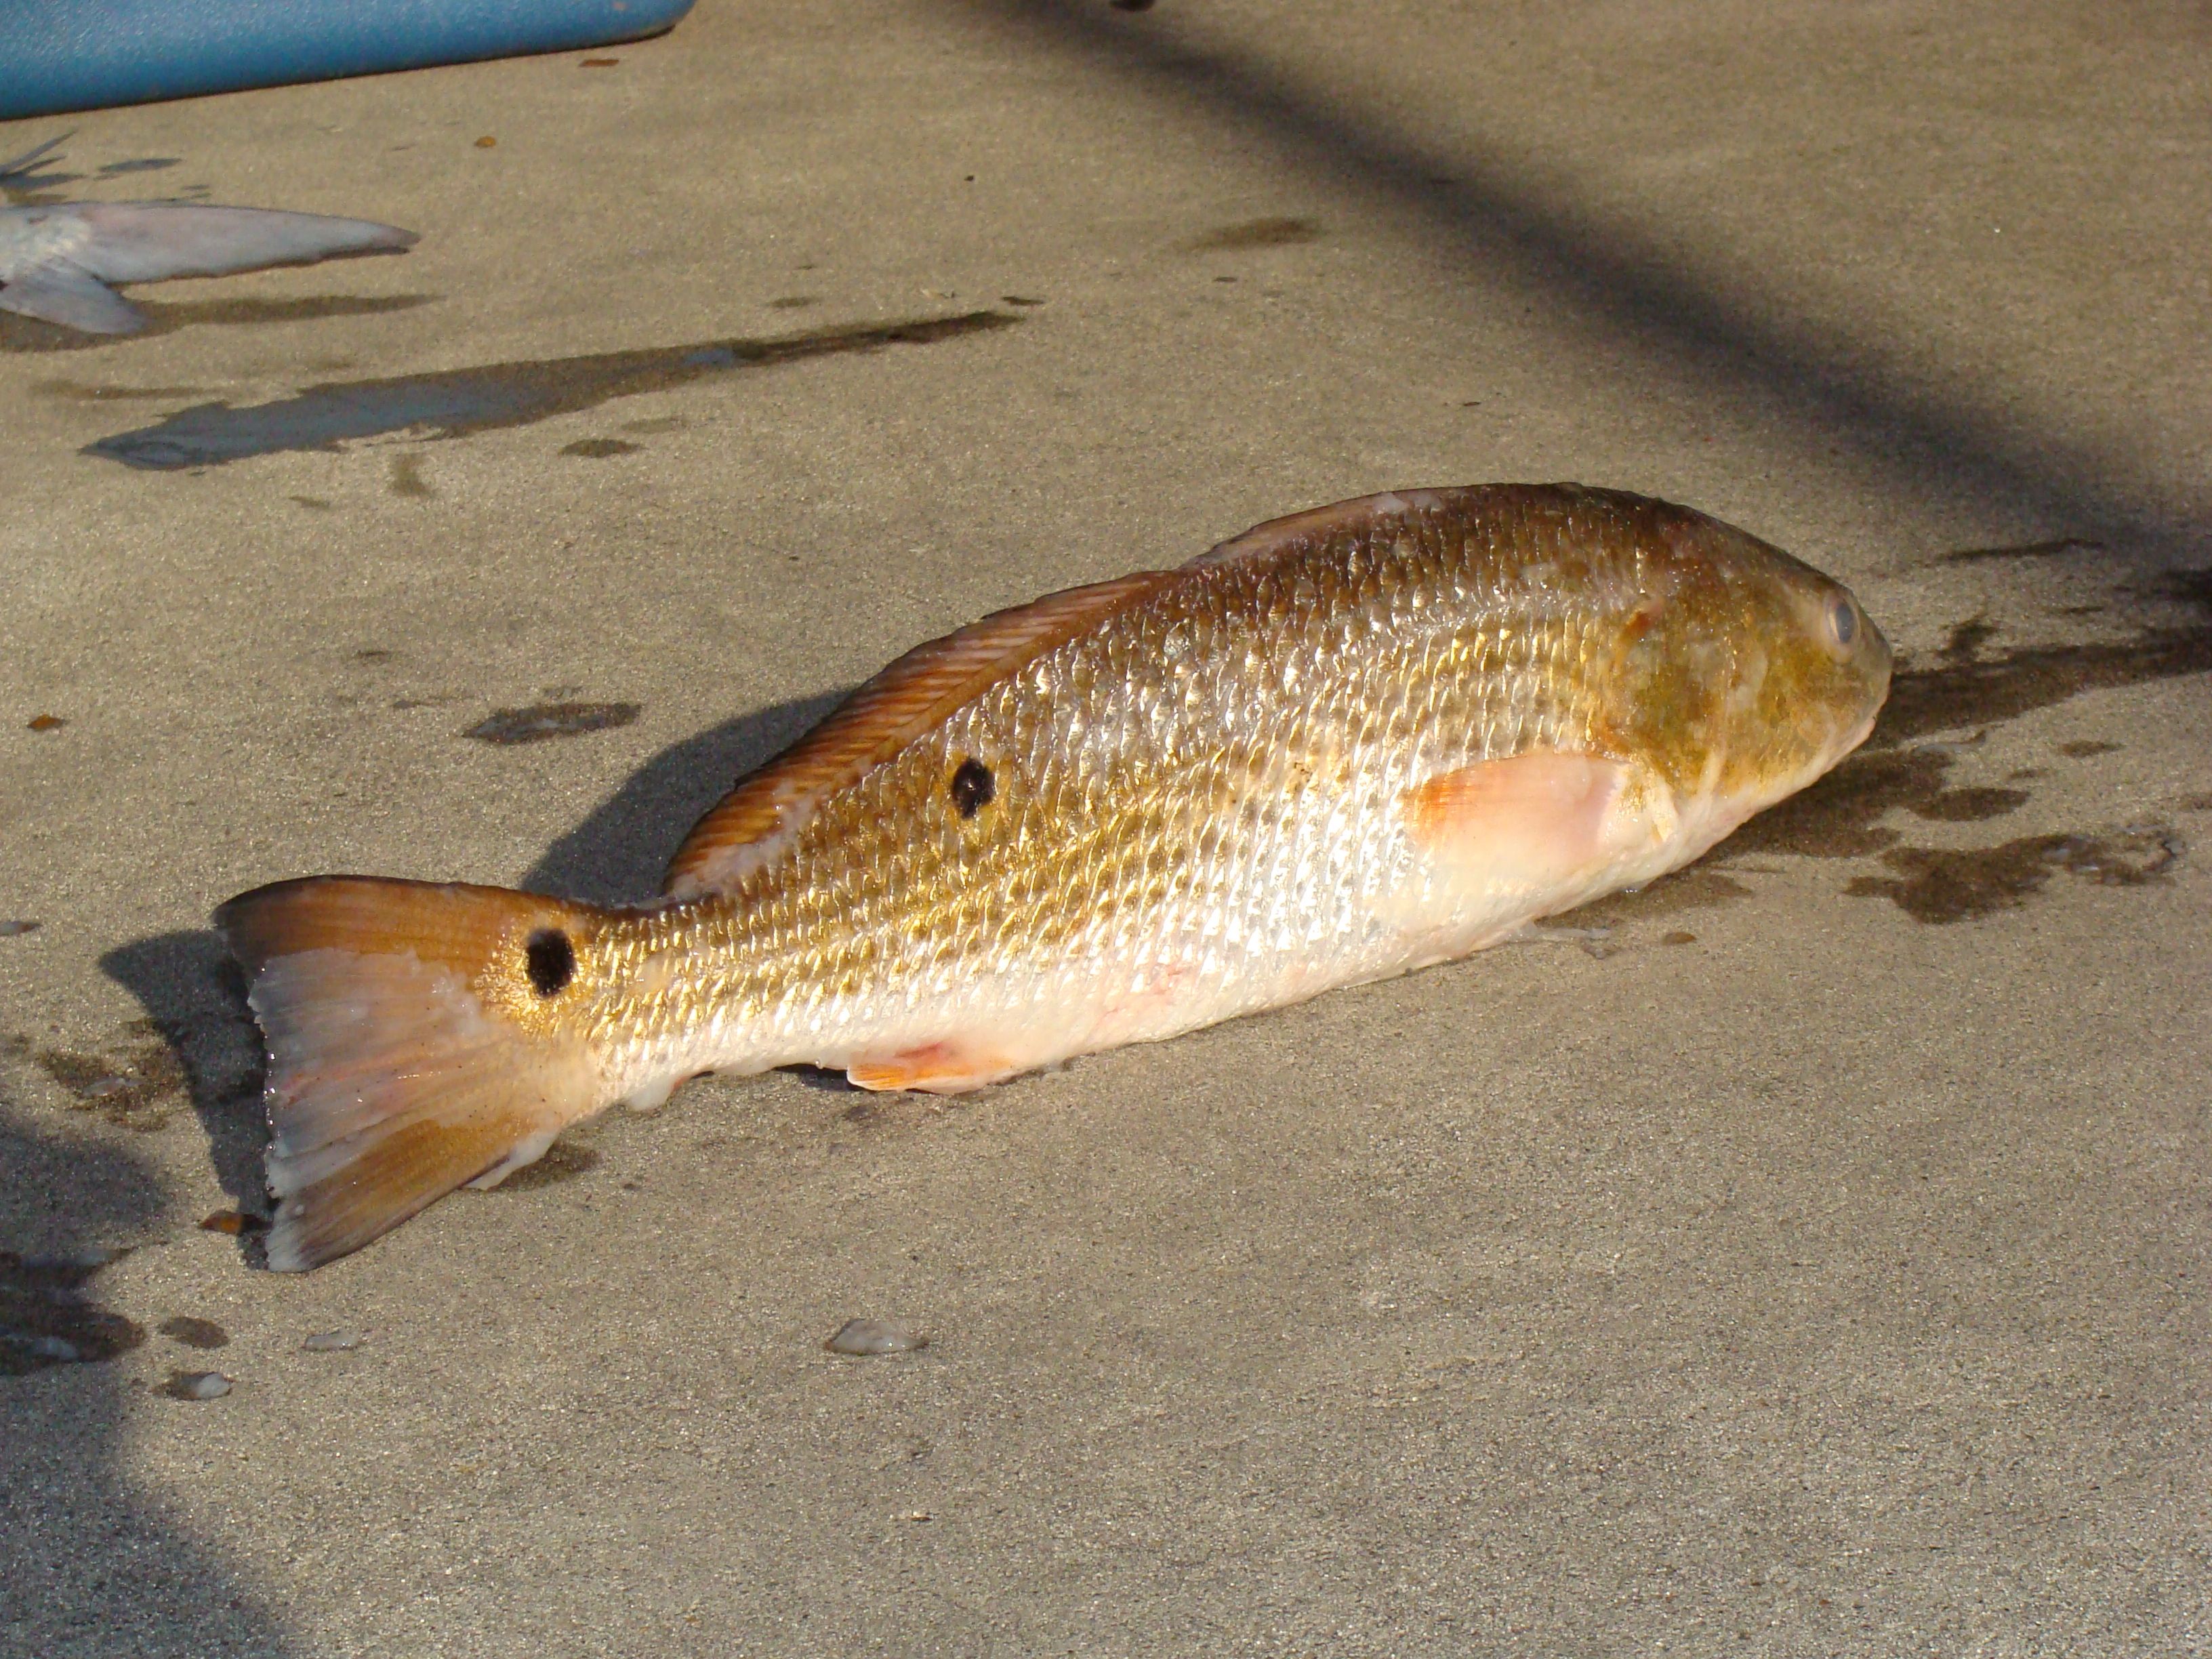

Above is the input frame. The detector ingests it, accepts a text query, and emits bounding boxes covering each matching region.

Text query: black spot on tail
[950,757,996,818]
[525,928,575,997]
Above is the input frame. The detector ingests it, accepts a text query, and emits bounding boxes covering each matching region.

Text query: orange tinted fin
[1402,752,1637,888]
[214,877,610,1272]
[846,1041,1020,1095]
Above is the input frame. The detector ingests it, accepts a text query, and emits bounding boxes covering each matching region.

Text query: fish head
[1603,514,1891,830]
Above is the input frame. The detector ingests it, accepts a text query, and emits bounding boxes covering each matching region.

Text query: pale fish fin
[0,131,70,179]
[621,1071,683,1113]
[0,260,144,333]
[67,203,415,283]
[466,1126,565,1191]
[215,876,609,1272]
[846,1040,1021,1095]
[1183,485,1452,570]
[1402,751,1640,890]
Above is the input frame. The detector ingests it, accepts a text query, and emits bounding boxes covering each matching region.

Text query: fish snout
[1845,591,1893,730]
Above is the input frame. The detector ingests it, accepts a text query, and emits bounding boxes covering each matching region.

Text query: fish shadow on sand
[96,933,268,1221]
[0,1104,293,1654]
[78,310,1017,467]
[523,689,848,903]
[1,293,434,353]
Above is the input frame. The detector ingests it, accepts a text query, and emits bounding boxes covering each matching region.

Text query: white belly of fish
[664,749,1733,1097]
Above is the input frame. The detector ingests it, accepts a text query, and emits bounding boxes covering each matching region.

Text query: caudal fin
[68,203,417,284]
[216,877,609,1272]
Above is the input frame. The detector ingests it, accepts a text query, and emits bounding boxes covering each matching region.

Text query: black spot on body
[950,757,996,818]
[525,929,575,997]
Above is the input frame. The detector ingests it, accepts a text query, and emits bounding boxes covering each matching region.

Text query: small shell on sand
[162,1370,232,1401]
[825,1318,928,1356]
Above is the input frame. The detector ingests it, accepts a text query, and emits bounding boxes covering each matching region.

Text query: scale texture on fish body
[218,484,1891,1269]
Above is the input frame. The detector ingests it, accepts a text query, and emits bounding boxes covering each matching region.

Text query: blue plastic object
[0,0,697,121]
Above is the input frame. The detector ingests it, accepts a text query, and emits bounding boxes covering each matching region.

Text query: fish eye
[1827,596,1856,649]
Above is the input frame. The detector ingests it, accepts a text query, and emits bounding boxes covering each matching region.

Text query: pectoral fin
[0,261,144,334]
[1401,751,1646,891]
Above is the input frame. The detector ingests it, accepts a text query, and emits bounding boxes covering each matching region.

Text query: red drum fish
[218,485,1891,1270]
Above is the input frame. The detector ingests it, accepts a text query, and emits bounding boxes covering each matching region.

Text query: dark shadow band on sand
[967,1,2205,558]
[1,293,434,354]
[83,309,1019,469]
[0,1103,293,1654]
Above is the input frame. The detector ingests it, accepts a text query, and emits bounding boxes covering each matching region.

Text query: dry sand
[3,2,2208,1652]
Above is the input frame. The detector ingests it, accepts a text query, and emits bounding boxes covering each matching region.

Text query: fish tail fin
[0,130,70,180]
[215,876,611,1273]
[70,203,417,284]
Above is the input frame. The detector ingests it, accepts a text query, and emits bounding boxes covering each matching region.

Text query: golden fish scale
[576,489,1692,1077]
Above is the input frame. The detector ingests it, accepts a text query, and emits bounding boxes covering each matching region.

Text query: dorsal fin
[1184,487,1454,569]
[661,489,1467,899]
[663,572,1172,896]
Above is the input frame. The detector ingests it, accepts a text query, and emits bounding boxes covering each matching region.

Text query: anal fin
[0,260,144,334]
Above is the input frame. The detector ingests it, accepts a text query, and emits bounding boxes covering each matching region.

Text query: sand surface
[3,2,2209,1653]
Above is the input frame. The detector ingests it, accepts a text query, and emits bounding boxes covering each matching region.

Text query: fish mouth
[1759,703,1881,817]
[1799,707,1881,792]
